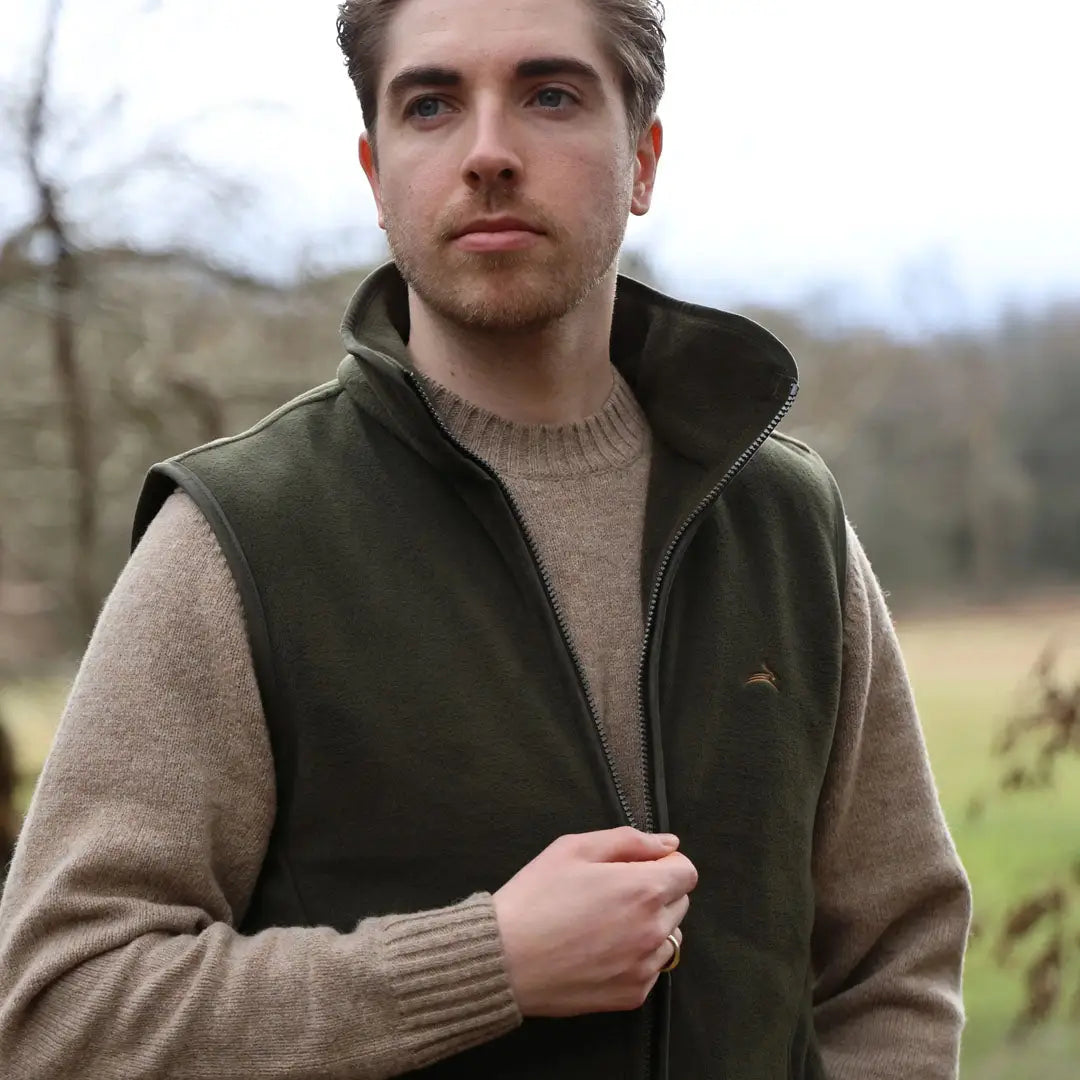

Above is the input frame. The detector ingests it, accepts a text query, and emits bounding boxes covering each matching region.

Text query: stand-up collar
[338,262,798,472]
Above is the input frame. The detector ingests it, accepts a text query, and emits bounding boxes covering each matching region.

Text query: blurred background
[1,1,1078,1075]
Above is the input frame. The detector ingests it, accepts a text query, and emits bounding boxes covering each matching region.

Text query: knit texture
[0,409,969,1077]
[0,494,519,1079]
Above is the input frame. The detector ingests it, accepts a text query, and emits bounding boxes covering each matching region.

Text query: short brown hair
[335,0,666,142]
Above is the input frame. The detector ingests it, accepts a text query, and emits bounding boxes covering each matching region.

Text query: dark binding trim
[132,460,310,924]
[830,474,849,610]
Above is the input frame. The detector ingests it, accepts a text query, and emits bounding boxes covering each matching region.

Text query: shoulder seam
[768,430,813,455]
[174,379,342,464]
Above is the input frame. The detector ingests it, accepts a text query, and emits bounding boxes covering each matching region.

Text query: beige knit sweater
[0,371,970,1079]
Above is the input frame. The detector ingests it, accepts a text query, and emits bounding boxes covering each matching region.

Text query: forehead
[380,0,615,88]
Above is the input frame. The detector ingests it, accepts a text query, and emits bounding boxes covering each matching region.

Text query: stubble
[384,193,628,335]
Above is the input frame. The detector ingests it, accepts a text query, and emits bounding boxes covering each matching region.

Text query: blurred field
[2,595,1080,1076]
[897,596,1080,1078]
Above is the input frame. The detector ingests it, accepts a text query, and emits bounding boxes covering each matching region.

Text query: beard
[383,193,628,335]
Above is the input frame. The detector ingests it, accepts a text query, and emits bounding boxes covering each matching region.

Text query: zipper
[634,380,799,830]
[399,367,641,828]
[635,378,797,1080]
[395,357,795,1080]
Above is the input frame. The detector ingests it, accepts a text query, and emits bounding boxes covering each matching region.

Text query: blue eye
[535,89,572,109]
[410,97,446,119]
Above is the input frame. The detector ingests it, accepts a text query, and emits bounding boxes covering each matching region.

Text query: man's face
[361,0,661,334]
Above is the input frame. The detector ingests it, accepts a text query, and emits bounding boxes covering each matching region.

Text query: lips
[453,216,543,238]
[450,215,546,254]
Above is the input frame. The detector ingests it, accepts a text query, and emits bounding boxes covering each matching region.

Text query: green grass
[3,597,1080,1077]
[898,599,1080,1078]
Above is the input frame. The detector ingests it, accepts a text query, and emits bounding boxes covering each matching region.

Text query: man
[0,0,970,1077]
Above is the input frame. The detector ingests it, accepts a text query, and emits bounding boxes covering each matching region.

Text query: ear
[359,133,386,230]
[630,118,663,217]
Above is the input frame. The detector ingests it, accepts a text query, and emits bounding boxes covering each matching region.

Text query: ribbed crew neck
[424,368,649,479]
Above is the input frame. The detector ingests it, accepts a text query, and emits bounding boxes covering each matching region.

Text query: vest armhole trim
[830,476,849,610]
[144,460,312,925]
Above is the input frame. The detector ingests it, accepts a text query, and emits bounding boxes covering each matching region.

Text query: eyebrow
[384,56,604,108]
[385,66,462,108]
[514,57,604,86]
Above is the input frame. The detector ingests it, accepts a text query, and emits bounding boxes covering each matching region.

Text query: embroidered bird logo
[745,663,779,689]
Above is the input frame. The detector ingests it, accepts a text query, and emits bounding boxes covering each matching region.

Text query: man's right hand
[491,827,698,1017]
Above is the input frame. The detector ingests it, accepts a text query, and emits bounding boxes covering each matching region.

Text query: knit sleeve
[810,522,971,1079]
[0,492,520,1080]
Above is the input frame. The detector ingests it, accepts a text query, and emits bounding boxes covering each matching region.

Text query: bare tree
[18,0,99,636]
[1,0,254,639]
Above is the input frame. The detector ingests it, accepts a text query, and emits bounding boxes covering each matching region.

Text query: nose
[459,104,523,191]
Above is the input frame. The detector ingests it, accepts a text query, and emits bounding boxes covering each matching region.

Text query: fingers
[570,827,680,864]
[665,893,690,930]
[650,926,682,972]
[652,852,699,905]
[655,899,687,970]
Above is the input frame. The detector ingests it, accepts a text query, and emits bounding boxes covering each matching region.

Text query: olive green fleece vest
[133,265,846,1079]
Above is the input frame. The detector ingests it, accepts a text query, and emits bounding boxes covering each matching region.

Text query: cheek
[382,171,437,227]
[543,149,632,215]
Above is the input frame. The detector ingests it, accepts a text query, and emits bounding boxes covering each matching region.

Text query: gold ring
[660,933,681,973]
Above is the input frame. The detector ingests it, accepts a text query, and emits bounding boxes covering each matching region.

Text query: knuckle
[552,833,579,855]
[663,861,691,890]
[634,876,665,908]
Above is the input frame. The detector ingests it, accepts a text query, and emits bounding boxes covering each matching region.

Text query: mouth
[451,216,545,254]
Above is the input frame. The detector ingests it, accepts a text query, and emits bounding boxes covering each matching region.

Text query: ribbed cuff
[381,893,521,1068]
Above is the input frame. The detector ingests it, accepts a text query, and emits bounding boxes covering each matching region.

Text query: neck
[404,274,618,426]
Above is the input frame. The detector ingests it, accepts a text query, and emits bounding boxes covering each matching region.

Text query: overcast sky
[3,0,1078,330]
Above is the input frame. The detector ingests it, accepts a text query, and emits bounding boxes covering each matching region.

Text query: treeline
[1,250,360,661]
[771,298,1080,604]
[1,251,1078,667]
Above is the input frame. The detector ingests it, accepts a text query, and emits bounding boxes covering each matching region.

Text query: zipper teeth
[402,370,641,829]
[399,359,795,1080]
[635,381,799,834]
[637,382,794,1080]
